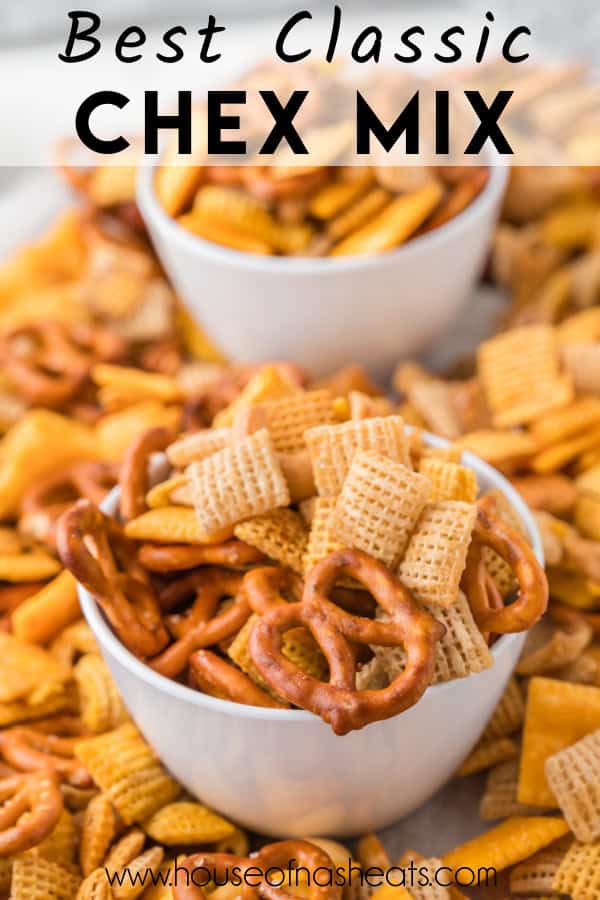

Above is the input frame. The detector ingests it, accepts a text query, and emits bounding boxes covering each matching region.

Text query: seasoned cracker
[234,509,308,573]
[305,416,410,497]
[302,497,345,575]
[74,724,181,824]
[509,834,572,894]
[457,736,518,777]
[482,678,525,741]
[553,839,600,896]
[166,428,231,467]
[418,457,478,503]
[80,792,120,876]
[335,452,430,567]
[545,727,600,842]
[10,854,81,900]
[189,429,290,533]
[260,390,336,453]
[75,654,129,735]
[143,801,234,845]
[397,502,477,607]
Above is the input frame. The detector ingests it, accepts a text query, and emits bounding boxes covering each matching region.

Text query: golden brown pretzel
[189,649,286,708]
[173,841,340,900]
[463,497,548,634]
[0,728,92,787]
[1,321,125,407]
[57,499,169,659]
[0,771,63,856]
[241,566,303,616]
[20,461,119,548]
[138,541,264,573]
[163,569,245,636]
[249,549,445,735]
[119,426,174,521]
[150,581,251,679]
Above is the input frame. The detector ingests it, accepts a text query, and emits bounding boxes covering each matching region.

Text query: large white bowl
[137,165,508,378]
[78,436,542,838]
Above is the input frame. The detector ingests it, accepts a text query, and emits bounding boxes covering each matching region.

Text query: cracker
[124,507,226,544]
[166,428,231,467]
[234,509,308,574]
[335,452,430,567]
[418,458,478,503]
[397,502,477,607]
[509,834,572,894]
[189,429,290,533]
[80,793,120,876]
[302,497,344,575]
[545,728,600,842]
[10,854,81,900]
[452,429,537,470]
[457,736,518,776]
[143,801,234,845]
[375,590,492,685]
[74,724,181,824]
[480,760,544,821]
[553,839,600,897]
[305,416,410,497]
[519,677,600,807]
[562,342,600,394]
[477,325,574,428]
[443,816,570,876]
[260,390,336,453]
[482,678,525,741]
[0,633,70,704]
[75,654,129,735]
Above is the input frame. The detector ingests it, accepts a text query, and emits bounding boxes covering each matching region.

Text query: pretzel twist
[0,771,63,856]
[163,569,245,635]
[173,840,340,900]
[138,541,265,573]
[1,321,125,407]
[57,499,169,659]
[119,426,174,521]
[463,496,548,634]
[249,549,444,735]
[0,728,92,787]
[20,461,119,548]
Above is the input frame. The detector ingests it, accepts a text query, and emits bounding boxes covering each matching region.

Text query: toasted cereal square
[480,760,544,822]
[397,501,477,607]
[553,839,600,896]
[545,728,600,842]
[10,855,81,900]
[80,792,119,876]
[477,324,574,428]
[374,590,492,684]
[482,678,525,741]
[188,429,290,533]
[234,509,308,574]
[418,457,478,503]
[143,801,234,844]
[305,416,411,497]
[509,834,572,894]
[302,497,344,575]
[166,428,231,467]
[402,857,449,899]
[457,736,519,777]
[261,390,336,454]
[74,723,181,824]
[335,452,430,567]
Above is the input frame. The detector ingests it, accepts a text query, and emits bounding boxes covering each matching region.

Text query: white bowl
[78,435,542,838]
[137,165,508,379]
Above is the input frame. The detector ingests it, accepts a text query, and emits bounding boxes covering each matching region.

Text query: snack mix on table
[2,162,600,899]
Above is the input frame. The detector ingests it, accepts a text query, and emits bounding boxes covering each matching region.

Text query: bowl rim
[79,432,543,725]
[136,160,508,275]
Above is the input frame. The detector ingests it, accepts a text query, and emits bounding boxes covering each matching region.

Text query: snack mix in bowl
[2,158,600,896]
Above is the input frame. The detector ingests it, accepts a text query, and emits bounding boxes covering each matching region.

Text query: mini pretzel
[151,580,251,679]
[173,840,339,900]
[1,321,125,407]
[463,497,548,634]
[0,727,92,787]
[241,566,303,616]
[249,549,445,735]
[57,499,169,659]
[138,541,265,573]
[0,771,63,856]
[163,569,245,636]
[119,426,174,521]
[189,649,286,708]
[20,461,120,548]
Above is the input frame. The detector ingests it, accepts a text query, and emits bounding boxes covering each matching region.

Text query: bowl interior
[78,432,543,723]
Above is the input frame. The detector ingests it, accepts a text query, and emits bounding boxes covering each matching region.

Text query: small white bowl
[137,165,508,378]
[78,436,542,838]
